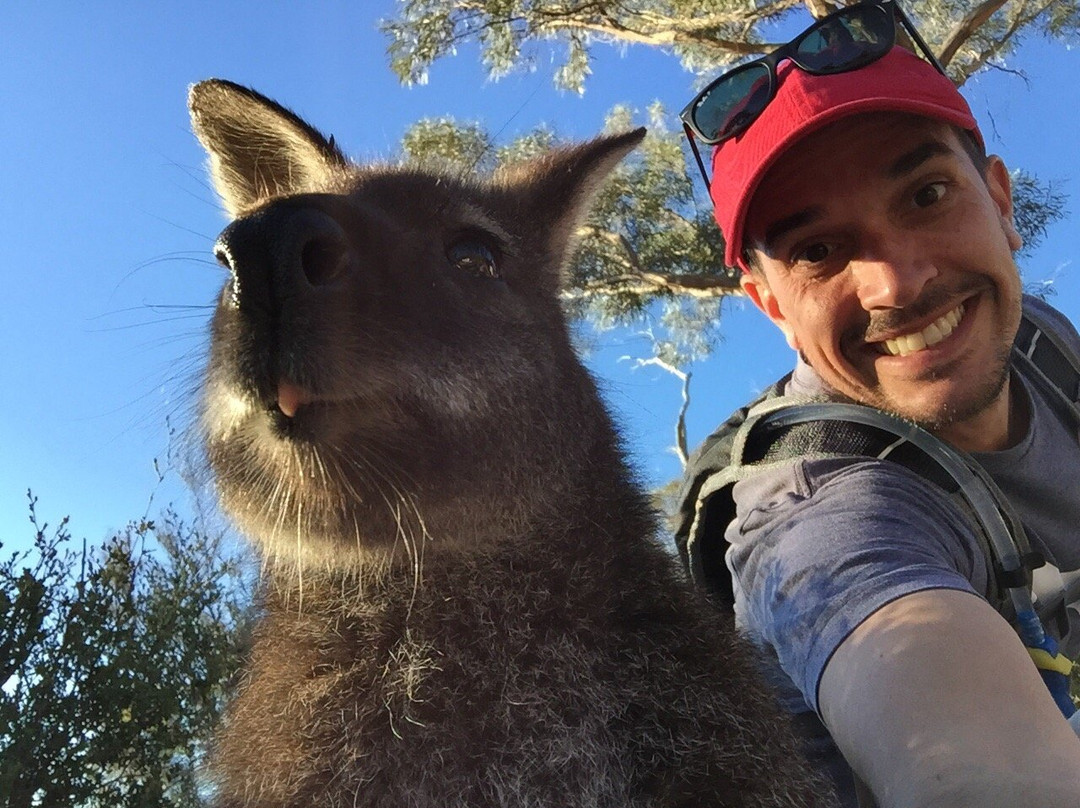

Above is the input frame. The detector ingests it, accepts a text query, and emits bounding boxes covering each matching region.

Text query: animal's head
[190,80,644,570]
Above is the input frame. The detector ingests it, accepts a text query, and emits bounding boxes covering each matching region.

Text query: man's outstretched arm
[819,587,1080,808]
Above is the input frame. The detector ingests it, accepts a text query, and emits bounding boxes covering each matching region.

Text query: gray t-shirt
[725,295,1080,804]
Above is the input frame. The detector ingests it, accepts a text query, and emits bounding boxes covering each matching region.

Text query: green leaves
[383,1,1079,90]
[402,117,496,172]
[0,495,252,808]
[1011,168,1067,257]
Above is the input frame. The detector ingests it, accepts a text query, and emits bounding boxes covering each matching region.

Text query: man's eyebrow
[761,206,823,254]
[888,139,952,178]
[757,140,955,253]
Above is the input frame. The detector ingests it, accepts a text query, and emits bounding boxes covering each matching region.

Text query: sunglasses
[679,0,946,191]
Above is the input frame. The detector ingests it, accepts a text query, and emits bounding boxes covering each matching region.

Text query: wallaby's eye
[446,236,500,279]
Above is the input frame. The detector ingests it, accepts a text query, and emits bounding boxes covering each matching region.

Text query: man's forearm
[820,589,1080,808]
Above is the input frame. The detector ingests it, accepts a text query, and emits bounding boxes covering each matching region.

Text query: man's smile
[877,302,966,357]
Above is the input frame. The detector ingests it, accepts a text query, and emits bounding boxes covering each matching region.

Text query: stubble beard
[805,340,1014,438]
[894,343,1013,436]
[847,280,1019,437]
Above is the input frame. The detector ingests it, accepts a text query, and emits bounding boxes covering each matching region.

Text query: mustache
[854,283,982,344]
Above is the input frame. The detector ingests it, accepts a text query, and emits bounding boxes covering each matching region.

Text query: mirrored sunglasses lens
[793,5,894,72]
[693,64,772,142]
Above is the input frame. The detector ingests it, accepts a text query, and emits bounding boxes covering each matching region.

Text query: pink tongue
[277,381,313,417]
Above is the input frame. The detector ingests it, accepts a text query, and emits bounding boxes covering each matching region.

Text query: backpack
[674,301,1080,620]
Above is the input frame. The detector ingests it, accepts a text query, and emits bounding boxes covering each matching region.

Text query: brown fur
[190,79,837,807]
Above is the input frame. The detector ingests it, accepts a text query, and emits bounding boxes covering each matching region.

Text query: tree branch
[532,16,773,54]
[574,225,742,297]
[938,0,1011,68]
[631,356,693,467]
[569,270,741,299]
[802,0,843,20]
[637,0,802,30]
[949,0,1056,84]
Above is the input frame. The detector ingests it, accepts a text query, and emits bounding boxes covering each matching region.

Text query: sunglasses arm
[683,123,712,193]
[893,3,947,73]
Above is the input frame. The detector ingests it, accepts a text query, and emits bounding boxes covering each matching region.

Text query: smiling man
[675,4,1080,807]
[741,111,1024,451]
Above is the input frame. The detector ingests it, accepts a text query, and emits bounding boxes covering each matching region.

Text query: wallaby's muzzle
[214,203,353,316]
[207,199,382,433]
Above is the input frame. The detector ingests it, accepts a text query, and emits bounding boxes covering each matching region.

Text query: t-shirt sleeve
[726,457,994,715]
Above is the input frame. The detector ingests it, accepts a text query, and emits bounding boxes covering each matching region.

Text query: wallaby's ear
[189,79,349,217]
[498,128,646,288]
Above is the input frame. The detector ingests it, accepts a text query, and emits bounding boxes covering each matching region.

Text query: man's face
[740,113,1024,446]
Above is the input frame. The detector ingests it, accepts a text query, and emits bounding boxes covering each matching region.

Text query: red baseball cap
[710,46,982,271]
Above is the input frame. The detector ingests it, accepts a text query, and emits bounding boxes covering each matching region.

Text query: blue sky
[3,3,1078,551]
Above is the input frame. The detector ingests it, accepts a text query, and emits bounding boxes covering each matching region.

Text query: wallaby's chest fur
[219,532,733,807]
[190,79,836,807]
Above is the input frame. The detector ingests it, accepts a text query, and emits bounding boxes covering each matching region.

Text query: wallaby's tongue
[277,381,313,418]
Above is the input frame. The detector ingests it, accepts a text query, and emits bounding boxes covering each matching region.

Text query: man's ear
[740,270,800,351]
[985,155,1023,253]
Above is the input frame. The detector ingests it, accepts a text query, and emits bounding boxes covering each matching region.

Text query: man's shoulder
[726,454,990,715]
[730,454,964,537]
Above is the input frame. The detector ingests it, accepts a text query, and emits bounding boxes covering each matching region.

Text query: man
[676,4,1080,807]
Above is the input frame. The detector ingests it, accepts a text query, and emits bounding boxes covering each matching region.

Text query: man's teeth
[881,304,965,357]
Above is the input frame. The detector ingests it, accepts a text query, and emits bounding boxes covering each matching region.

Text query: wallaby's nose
[214,206,351,312]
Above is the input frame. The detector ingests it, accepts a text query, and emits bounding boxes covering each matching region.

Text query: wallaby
[190,79,836,808]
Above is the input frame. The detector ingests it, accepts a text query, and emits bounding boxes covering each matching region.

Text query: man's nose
[851,241,938,310]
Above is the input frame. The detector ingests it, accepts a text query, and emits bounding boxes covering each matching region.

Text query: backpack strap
[673,376,791,604]
[1012,302,1080,666]
[745,402,1041,602]
[675,395,1043,615]
[1013,304,1080,428]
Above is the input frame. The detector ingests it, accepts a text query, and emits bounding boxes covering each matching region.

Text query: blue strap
[1018,609,1077,718]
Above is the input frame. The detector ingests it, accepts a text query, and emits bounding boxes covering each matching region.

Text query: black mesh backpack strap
[673,376,791,604]
[1012,303,1080,635]
[747,403,1042,609]
[675,396,1040,613]
[1013,304,1080,428]
[674,390,888,606]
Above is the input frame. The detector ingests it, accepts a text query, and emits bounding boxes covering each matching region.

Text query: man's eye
[795,243,832,264]
[914,182,947,208]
